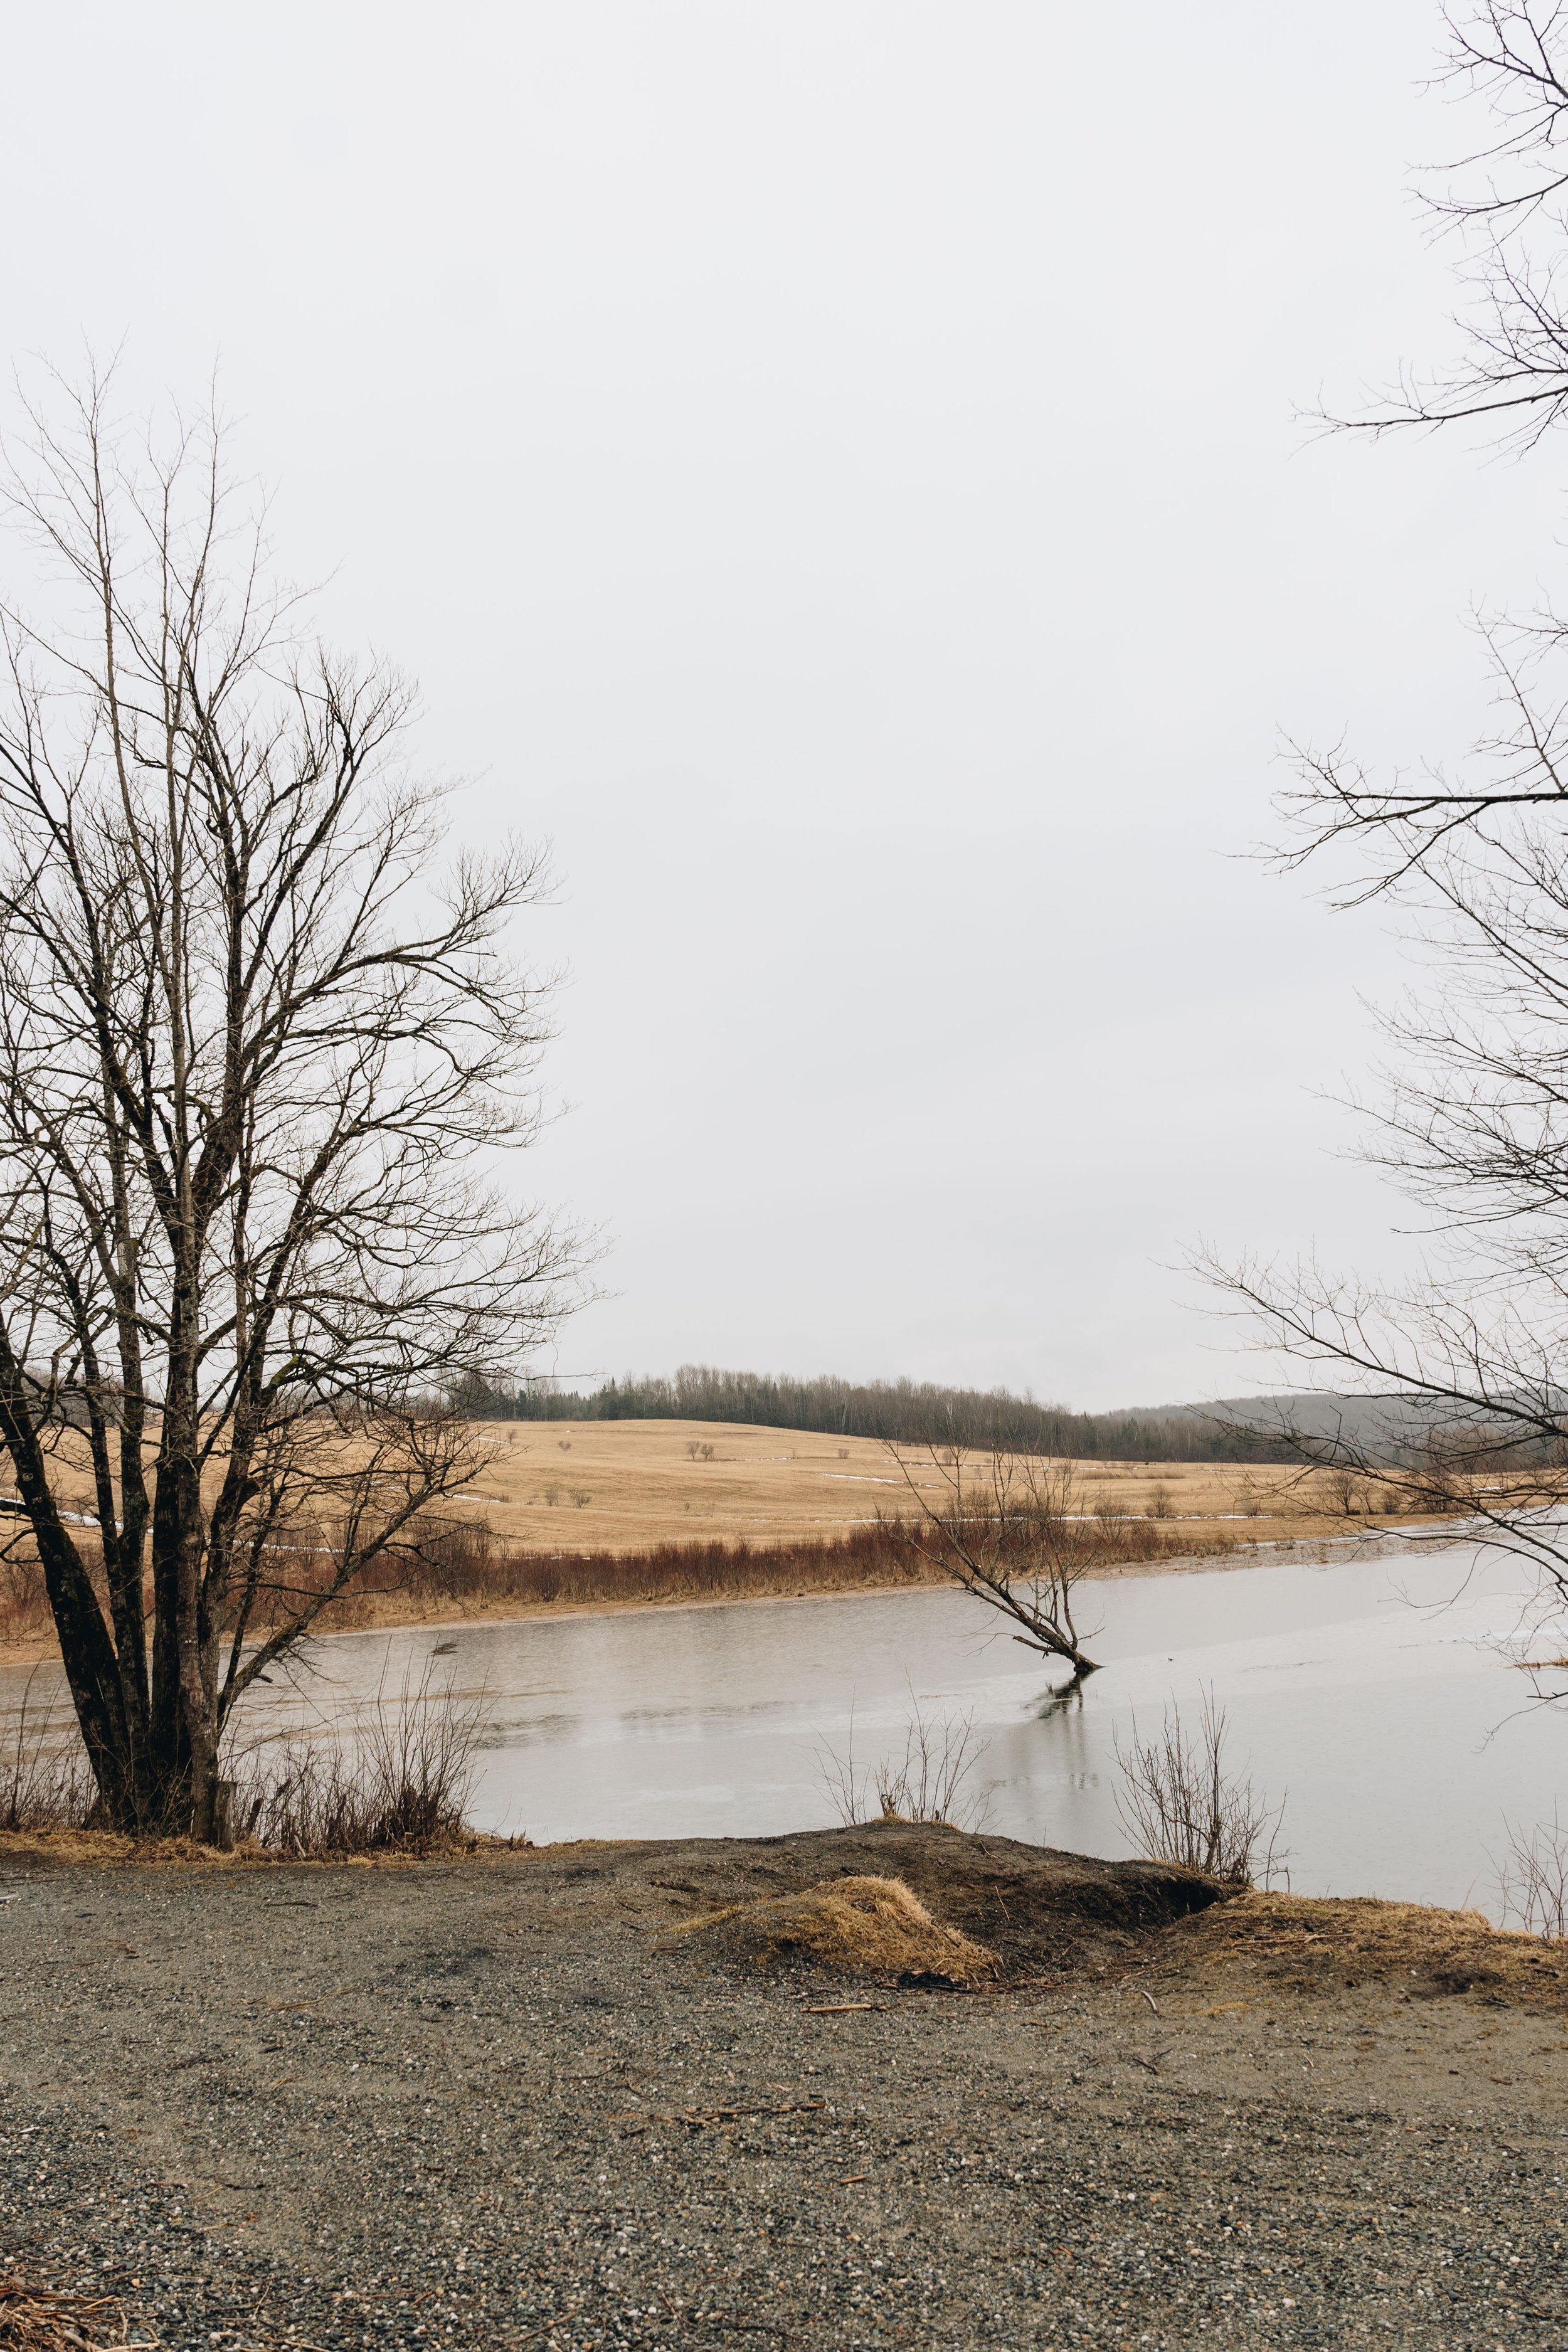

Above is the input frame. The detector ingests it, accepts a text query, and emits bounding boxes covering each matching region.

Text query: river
[5,1538,1565,1912]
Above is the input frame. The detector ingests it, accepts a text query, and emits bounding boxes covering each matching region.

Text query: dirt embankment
[2,1823,1566,2347]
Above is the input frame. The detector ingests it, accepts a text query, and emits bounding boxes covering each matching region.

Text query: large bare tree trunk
[0,364,580,1834]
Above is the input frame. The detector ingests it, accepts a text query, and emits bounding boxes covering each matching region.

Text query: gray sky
[3,2,1557,1407]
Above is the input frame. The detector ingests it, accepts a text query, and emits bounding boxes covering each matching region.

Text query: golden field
[444,1419,1414,1559]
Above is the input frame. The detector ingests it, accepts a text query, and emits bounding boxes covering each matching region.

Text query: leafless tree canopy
[1325,4,1568,450]
[0,368,578,1836]
[887,1447,1099,1678]
[1201,8,1568,1627]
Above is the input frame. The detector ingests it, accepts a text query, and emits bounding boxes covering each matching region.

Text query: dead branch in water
[886,1447,1102,1677]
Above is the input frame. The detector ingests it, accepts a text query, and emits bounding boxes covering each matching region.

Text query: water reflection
[3,1542,1564,1911]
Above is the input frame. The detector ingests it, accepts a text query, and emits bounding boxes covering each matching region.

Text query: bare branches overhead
[1320,4,1568,448]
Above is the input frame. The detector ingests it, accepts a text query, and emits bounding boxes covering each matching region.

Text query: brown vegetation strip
[2,1510,1251,1654]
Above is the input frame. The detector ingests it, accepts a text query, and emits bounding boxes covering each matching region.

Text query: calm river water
[5,1540,1566,1912]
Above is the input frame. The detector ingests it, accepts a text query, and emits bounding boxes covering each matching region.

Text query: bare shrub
[235,1657,488,1857]
[817,1693,988,1830]
[1147,1483,1175,1521]
[1497,1811,1568,1942]
[0,1668,95,1833]
[401,1517,497,1602]
[1114,1690,1286,1888]
[876,1705,988,1830]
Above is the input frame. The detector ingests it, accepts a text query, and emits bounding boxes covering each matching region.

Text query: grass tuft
[670,1872,999,1986]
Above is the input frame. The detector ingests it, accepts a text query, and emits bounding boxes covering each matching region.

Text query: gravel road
[2,1825,1566,2349]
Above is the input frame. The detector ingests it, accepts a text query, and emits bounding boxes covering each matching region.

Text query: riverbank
[1,1825,1564,2347]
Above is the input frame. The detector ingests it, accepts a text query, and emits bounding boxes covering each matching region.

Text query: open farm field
[455,1417,1433,1558]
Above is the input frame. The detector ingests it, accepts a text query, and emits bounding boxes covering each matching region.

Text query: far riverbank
[0,1522,1447,1668]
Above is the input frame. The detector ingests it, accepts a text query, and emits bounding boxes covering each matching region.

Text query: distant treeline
[449,1364,1303,1463]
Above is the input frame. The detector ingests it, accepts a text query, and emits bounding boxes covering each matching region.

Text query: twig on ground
[0,2273,146,2351]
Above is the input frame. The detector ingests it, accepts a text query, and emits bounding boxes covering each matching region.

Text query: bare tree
[887,1446,1099,1678]
[1199,6,1568,1629]
[0,366,578,1838]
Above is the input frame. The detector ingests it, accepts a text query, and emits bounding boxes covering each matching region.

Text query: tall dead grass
[0,1653,490,1857]
[232,1656,489,1857]
[0,1668,94,1833]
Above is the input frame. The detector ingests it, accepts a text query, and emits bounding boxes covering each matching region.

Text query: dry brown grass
[0,1824,268,1867]
[1160,1889,1568,2006]
[447,1424,1449,1556]
[0,2274,134,2351]
[0,1823,519,1870]
[669,1872,999,1987]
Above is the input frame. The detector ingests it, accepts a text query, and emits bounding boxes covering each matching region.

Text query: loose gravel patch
[2,1826,1567,2347]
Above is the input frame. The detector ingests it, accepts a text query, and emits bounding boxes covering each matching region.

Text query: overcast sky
[3,2,1559,1409]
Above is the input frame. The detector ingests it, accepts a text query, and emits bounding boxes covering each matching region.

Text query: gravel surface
[2,1826,1567,2348]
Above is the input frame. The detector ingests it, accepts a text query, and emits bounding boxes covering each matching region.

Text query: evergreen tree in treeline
[450,1364,1302,1462]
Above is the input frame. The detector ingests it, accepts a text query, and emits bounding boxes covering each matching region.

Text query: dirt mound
[1162,1889,1568,2005]
[674,1872,999,1986]
[624,1821,1227,1979]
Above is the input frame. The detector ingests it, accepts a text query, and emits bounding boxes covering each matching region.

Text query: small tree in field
[0,368,577,1838]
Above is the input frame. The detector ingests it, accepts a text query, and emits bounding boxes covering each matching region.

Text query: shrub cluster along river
[4,1538,1564,1912]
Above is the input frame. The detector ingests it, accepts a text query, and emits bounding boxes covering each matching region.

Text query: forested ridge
[454,1364,1305,1461]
